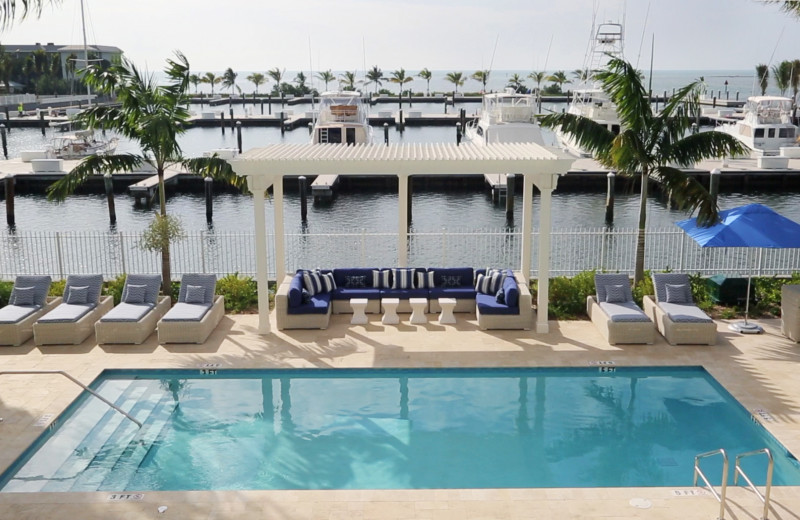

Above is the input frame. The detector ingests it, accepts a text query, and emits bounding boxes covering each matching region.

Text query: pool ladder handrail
[734,448,773,520]
[694,448,729,520]
[0,370,142,429]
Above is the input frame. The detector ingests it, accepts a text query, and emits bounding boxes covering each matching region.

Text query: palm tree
[46,52,245,295]
[222,67,237,97]
[471,70,490,92]
[201,72,221,96]
[0,0,52,27]
[417,68,432,95]
[756,64,769,95]
[339,70,357,91]
[188,74,201,94]
[773,60,792,96]
[528,71,546,94]
[389,68,413,97]
[365,65,384,95]
[293,71,309,95]
[546,70,569,93]
[539,57,747,284]
[445,71,465,95]
[507,73,525,93]
[572,68,590,83]
[316,69,335,91]
[763,0,800,16]
[267,67,285,95]
[247,72,266,95]
[791,59,800,102]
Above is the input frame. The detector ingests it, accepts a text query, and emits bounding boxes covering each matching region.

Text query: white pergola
[230,142,575,335]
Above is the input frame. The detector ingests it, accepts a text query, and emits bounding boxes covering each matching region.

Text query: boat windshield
[318,92,368,124]
[482,91,535,124]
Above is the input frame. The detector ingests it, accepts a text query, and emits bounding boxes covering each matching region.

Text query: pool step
[68,382,176,492]
[39,380,165,492]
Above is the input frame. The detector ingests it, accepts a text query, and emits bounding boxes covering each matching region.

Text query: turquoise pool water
[2,367,799,492]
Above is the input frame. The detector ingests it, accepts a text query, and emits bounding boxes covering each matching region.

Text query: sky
[0,0,798,74]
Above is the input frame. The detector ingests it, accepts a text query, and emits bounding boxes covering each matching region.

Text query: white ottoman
[350,298,368,325]
[438,297,457,325]
[381,297,400,325]
[409,298,428,324]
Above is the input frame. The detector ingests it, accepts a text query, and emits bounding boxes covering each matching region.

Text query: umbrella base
[728,321,763,334]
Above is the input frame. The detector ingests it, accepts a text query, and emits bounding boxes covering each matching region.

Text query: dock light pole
[236,121,242,154]
[1,124,7,159]
[103,173,116,225]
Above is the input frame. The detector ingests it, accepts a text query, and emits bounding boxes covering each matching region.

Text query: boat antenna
[538,34,554,113]
[647,33,654,98]
[488,34,499,91]
[308,36,315,111]
[756,25,785,94]
[362,36,367,93]
[634,0,651,69]
[80,0,91,106]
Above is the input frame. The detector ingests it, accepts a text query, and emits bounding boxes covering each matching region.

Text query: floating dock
[310,174,340,202]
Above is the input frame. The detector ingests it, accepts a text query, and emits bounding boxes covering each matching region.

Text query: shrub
[216,273,258,313]
[0,280,13,306]
[105,274,127,305]
[548,270,596,319]
[49,279,66,296]
[632,271,653,306]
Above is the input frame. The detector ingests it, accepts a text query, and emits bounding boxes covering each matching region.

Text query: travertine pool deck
[1,313,800,519]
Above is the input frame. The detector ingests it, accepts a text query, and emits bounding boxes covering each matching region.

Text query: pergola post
[273,176,286,281]
[398,173,409,267]
[248,175,272,334]
[520,173,534,284]
[536,185,555,334]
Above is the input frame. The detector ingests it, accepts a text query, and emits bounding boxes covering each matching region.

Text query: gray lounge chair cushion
[64,274,104,305]
[177,274,216,305]
[652,273,694,304]
[122,274,161,305]
[599,301,652,322]
[658,302,713,323]
[99,302,154,323]
[185,285,206,304]
[65,285,89,304]
[11,286,35,306]
[161,302,211,322]
[595,274,633,303]
[11,275,51,306]
[123,284,147,304]
[665,283,691,304]
[0,305,39,324]
[38,303,94,323]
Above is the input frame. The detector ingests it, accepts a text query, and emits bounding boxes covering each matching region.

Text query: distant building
[2,42,124,80]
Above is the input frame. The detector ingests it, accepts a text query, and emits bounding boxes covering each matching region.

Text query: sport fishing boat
[558,21,624,157]
[718,96,798,155]
[311,91,373,144]
[463,88,546,145]
[49,129,118,159]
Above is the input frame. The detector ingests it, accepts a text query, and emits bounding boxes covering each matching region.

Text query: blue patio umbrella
[676,203,800,333]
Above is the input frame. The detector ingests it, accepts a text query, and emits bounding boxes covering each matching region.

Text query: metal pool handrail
[734,448,774,520]
[0,370,142,429]
[694,448,729,520]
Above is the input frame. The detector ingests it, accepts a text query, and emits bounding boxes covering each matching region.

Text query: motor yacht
[311,91,372,145]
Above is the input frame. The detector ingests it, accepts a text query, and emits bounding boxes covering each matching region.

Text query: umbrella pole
[729,248,763,334]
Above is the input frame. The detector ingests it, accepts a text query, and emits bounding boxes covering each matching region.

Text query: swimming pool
[2,366,798,492]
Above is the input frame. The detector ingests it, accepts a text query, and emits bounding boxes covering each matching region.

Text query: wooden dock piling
[505,174,515,221]
[1,125,7,159]
[104,173,116,225]
[5,176,14,227]
[299,175,308,221]
[605,172,615,224]
[205,176,213,222]
[236,121,242,154]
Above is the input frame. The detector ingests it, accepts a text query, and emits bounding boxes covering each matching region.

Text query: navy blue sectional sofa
[275,267,531,330]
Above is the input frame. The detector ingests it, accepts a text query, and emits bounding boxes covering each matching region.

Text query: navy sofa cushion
[503,275,519,307]
[428,286,477,300]
[288,273,304,307]
[430,267,474,288]
[332,287,382,300]
[380,288,428,299]
[476,293,519,315]
[333,268,379,289]
[287,292,331,315]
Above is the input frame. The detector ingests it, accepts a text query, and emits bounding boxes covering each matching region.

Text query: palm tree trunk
[158,169,172,297]
[634,170,649,285]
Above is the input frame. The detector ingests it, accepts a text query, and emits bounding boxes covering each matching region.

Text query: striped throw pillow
[475,269,505,295]
[302,271,323,296]
[372,269,391,289]
[319,271,336,293]
[392,268,415,289]
[416,271,435,289]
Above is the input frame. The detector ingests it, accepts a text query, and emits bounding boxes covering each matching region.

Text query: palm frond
[666,130,750,165]
[182,156,249,193]
[652,165,718,226]
[595,57,650,132]
[539,112,616,163]
[47,153,143,202]
[762,0,800,16]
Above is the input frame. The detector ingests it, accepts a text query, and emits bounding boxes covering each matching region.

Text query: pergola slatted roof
[229,142,576,335]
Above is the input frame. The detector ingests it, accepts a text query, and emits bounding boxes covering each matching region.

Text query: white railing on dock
[2,227,800,280]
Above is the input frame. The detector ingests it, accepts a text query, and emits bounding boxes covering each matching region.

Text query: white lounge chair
[157,274,224,344]
[0,276,60,346]
[33,274,113,345]
[586,273,654,345]
[95,274,171,345]
[643,273,717,345]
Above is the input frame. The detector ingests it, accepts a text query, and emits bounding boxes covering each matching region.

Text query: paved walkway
[1,313,799,519]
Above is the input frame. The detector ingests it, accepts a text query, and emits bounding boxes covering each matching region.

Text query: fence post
[56,232,65,280]
[600,227,607,271]
[757,248,764,277]
[201,231,207,274]
[119,233,127,274]
[678,232,686,272]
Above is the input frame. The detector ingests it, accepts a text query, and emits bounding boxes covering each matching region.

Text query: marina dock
[310,174,340,202]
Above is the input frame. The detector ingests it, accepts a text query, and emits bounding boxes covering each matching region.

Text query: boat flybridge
[311,91,373,145]
[719,96,798,155]
[463,88,545,145]
[559,21,624,157]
